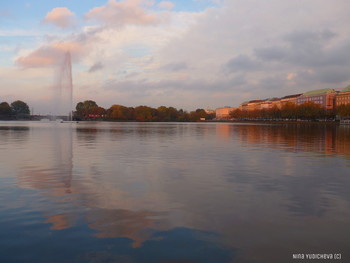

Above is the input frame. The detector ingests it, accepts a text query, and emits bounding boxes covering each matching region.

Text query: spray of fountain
[53,52,73,121]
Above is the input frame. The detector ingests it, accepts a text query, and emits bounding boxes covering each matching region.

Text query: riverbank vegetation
[230,102,350,120]
[2,99,350,122]
[74,100,215,122]
[0,100,30,120]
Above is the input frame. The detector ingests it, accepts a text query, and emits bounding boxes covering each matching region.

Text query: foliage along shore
[229,101,350,121]
[2,99,350,123]
[74,100,350,123]
[0,100,30,120]
[74,100,215,122]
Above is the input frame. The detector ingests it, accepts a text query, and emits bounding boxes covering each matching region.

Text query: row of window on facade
[215,86,350,119]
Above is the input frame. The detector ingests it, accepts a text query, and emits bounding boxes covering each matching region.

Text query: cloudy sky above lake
[1,0,350,114]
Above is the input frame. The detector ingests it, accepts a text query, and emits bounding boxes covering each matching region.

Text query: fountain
[52,52,73,121]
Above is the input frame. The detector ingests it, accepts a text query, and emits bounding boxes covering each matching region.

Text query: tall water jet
[53,52,73,121]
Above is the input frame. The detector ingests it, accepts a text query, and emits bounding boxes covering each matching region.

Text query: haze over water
[1,122,350,263]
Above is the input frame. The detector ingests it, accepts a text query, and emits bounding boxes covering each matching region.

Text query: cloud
[85,0,158,27]
[153,0,350,103]
[97,73,248,109]
[287,73,297,81]
[224,55,261,73]
[102,77,244,97]
[255,29,350,69]
[16,40,84,68]
[161,62,188,71]
[284,29,336,47]
[0,8,11,18]
[16,47,58,67]
[88,62,104,73]
[254,47,286,61]
[7,0,350,112]
[158,1,175,10]
[0,29,41,37]
[14,25,103,69]
[298,67,350,84]
[43,7,76,28]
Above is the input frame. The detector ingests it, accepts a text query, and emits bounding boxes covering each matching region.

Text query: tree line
[0,100,30,120]
[74,100,215,122]
[230,102,350,120]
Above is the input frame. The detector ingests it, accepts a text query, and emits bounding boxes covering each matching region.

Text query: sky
[1,0,350,114]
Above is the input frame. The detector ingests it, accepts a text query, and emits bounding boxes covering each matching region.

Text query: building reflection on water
[216,123,350,159]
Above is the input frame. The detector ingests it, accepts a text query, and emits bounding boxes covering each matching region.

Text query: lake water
[0,121,349,263]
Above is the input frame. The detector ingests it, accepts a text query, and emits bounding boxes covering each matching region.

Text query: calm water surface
[1,122,350,263]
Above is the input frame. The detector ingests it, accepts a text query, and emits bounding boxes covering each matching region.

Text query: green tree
[336,104,350,118]
[230,109,243,119]
[11,100,30,118]
[89,106,106,118]
[108,105,132,120]
[177,109,190,122]
[157,106,179,121]
[189,109,208,121]
[296,102,323,119]
[75,102,85,118]
[268,105,281,119]
[75,100,98,120]
[281,102,297,119]
[0,102,12,119]
[134,106,157,121]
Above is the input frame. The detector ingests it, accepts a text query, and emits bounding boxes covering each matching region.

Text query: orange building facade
[219,86,350,114]
[336,92,350,106]
[215,107,236,119]
[280,94,302,107]
[296,89,336,110]
[335,86,350,107]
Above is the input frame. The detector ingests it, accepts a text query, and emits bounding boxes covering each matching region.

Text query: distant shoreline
[0,119,345,126]
[210,120,342,125]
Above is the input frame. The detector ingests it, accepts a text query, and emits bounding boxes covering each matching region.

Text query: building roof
[342,85,350,92]
[216,106,233,110]
[302,88,335,96]
[248,100,264,103]
[267,97,281,101]
[281,94,302,99]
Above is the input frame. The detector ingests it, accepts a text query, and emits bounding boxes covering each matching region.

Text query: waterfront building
[239,102,249,111]
[260,99,272,110]
[260,98,281,109]
[280,94,302,107]
[217,86,350,115]
[335,85,350,107]
[246,100,264,111]
[215,107,236,119]
[205,109,215,114]
[271,98,282,109]
[296,89,336,110]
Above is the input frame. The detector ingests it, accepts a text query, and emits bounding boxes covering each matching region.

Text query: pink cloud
[43,7,76,28]
[16,40,84,68]
[143,0,155,7]
[85,0,158,26]
[158,1,175,10]
[287,73,297,81]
